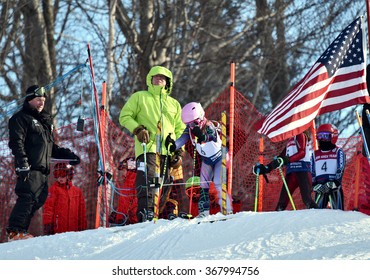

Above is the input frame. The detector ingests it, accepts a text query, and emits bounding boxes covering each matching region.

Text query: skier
[109,157,138,226]
[165,102,232,217]
[312,124,345,210]
[254,130,318,211]
[43,163,87,235]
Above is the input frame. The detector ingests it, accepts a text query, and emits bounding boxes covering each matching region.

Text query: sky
[0,210,369,279]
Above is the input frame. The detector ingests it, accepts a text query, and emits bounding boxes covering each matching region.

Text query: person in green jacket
[119,66,185,222]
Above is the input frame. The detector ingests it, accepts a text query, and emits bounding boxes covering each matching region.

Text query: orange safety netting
[1,89,370,243]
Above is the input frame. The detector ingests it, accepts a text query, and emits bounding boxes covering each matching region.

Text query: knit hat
[25,85,46,102]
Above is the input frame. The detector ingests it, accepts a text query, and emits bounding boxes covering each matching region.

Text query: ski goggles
[187,118,202,128]
[316,131,332,141]
[26,86,46,98]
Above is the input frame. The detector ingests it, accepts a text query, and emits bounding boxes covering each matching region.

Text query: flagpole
[366,0,370,49]
[310,120,317,151]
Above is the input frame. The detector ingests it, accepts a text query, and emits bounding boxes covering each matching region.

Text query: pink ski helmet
[181,102,205,124]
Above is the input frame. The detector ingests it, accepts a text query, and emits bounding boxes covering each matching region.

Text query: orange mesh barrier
[1,89,370,243]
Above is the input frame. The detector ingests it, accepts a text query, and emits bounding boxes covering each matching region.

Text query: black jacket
[8,103,77,174]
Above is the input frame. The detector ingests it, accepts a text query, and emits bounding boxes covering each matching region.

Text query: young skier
[165,102,232,217]
[43,163,86,235]
[312,124,345,210]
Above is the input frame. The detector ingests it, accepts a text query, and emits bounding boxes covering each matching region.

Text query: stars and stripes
[257,16,369,142]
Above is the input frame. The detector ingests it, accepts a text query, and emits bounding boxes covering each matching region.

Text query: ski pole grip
[274,156,284,168]
[366,109,370,124]
[141,142,147,151]
[277,157,284,167]
[252,163,260,175]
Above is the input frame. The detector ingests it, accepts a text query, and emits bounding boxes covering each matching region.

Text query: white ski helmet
[181,102,205,124]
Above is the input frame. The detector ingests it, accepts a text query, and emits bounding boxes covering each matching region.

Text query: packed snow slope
[0,210,370,260]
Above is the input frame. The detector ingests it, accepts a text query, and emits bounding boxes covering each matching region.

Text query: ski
[196,217,228,224]
[110,223,149,234]
[168,216,194,221]
[195,214,235,224]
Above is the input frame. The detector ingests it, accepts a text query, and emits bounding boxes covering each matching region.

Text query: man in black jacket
[7,85,80,241]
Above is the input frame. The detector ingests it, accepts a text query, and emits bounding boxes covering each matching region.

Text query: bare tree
[112,1,262,111]
[0,0,87,134]
[0,0,366,138]
[20,0,55,111]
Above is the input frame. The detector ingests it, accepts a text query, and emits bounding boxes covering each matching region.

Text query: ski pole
[276,157,296,210]
[188,145,197,217]
[153,146,170,223]
[252,164,260,212]
[142,142,149,217]
[153,121,162,221]
[328,192,338,209]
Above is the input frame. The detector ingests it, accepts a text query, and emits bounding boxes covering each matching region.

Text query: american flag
[256,16,370,142]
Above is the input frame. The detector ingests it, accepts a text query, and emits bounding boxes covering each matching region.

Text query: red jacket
[116,170,138,225]
[43,181,87,234]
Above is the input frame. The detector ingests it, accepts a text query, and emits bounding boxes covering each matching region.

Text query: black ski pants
[8,170,49,232]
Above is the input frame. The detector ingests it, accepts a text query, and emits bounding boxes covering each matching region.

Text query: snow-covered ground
[0,210,369,279]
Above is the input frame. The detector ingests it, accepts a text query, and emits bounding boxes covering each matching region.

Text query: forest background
[0,0,367,137]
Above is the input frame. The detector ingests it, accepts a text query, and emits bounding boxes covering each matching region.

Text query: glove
[16,158,30,181]
[192,126,206,142]
[61,148,80,165]
[165,134,176,153]
[43,224,54,235]
[170,149,184,169]
[97,170,113,185]
[313,183,330,194]
[268,156,289,170]
[133,125,149,143]
[69,153,80,166]
[333,180,341,188]
[253,164,271,175]
[326,181,339,190]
